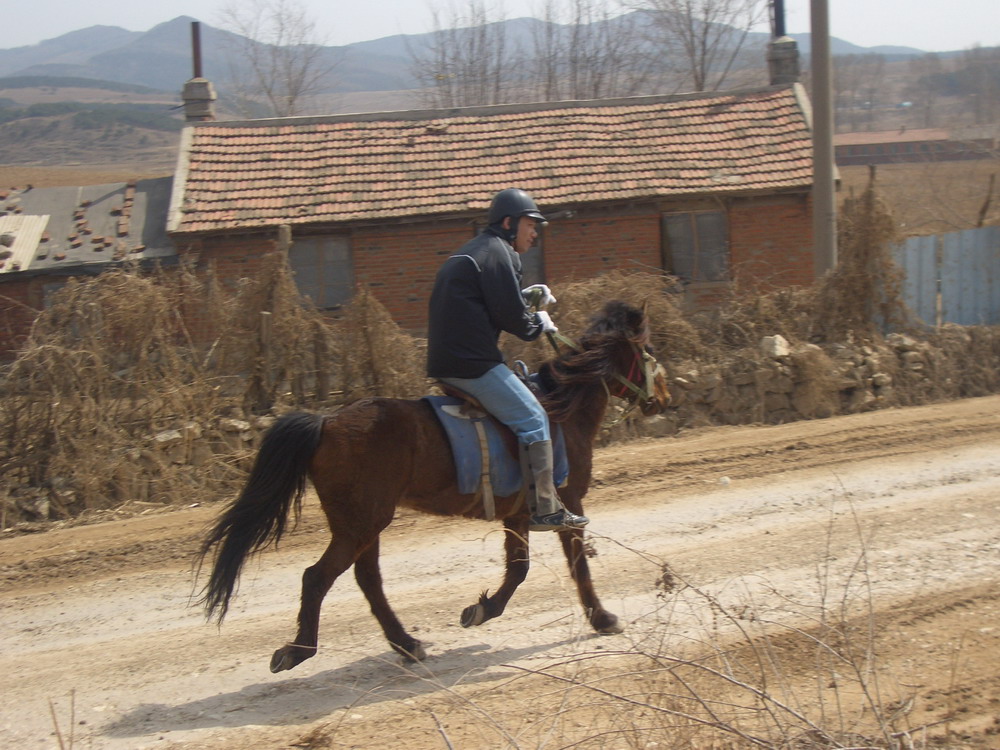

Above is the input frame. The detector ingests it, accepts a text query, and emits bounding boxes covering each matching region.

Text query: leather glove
[521,283,556,307]
[535,310,558,333]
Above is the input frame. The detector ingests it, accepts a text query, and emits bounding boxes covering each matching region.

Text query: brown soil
[837,158,1000,235]
[0,163,173,188]
[2,396,999,749]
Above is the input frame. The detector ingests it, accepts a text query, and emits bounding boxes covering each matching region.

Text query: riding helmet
[487,188,547,226]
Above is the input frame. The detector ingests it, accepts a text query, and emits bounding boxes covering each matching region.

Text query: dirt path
[2,396,999,749]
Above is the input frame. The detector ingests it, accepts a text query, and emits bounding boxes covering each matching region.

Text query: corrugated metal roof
[0,177,175,275]
[169,84,815,234]
[0,215,48,272]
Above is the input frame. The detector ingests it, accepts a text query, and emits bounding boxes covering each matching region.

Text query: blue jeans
[439,363,550,445]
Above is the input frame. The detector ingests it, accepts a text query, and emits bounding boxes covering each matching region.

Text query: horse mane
[536,300,648,423]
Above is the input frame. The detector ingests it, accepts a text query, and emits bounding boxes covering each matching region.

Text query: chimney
[182,21,217,122]
[767,0,800,84]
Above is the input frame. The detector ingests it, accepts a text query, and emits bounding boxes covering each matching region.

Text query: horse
[197,299,671,673]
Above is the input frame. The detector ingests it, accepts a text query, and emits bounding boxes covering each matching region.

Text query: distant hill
[0,16,423,95]
[0,76,163,94]
[0,14,937,101]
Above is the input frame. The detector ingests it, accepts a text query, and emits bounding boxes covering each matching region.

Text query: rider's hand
[522,284,556,307]
[535,310,558,333]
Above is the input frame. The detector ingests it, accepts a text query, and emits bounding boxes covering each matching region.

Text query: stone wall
[606,327,998,442]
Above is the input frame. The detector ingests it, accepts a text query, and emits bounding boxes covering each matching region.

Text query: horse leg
[461,516,530,628]
[353,537,427,661]
[559,527,623,634]
[270,534,361,673]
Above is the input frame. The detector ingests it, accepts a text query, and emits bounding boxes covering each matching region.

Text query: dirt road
[2,396,999,749]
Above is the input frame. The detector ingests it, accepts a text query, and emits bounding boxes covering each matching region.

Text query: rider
[426,188,589,532]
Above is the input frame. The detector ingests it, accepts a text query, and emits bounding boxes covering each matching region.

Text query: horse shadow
[103,634,601,739]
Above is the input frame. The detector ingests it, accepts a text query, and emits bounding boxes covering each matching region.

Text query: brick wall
[352,223,474,330]
[545,210,662,281]
[0,276,45,354]
[729,194,815,289]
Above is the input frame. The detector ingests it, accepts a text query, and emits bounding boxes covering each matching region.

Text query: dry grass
[838,158,1000,236]
[0,253,430,525]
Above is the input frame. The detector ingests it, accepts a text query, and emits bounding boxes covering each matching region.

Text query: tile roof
[0,178,175,275]
[169,84,814,234]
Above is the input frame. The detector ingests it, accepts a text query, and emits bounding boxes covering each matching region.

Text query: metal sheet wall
[893,226,1000,327]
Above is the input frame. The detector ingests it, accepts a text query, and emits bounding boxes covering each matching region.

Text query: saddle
[424,367,568,521]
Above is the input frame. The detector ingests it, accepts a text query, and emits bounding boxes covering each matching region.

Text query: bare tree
[217,0,339,117]
[529,0,663,100]
[957,45,1000,126]
[833,54,885,131]
[625,0,768,92]
[905,53,945,128]
[409,0,516,108]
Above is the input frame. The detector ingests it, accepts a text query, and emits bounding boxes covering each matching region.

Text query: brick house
[167,83,818,333]
[834,128,997,166]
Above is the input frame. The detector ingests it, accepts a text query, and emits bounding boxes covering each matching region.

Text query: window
[42,281,67,308]
[519,240,545,287]
[288,236,353,309]
[662,211,729,282]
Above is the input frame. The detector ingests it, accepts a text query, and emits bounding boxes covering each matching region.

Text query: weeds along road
[2,395,999,749]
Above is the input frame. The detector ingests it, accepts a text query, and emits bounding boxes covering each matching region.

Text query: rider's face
[511,216,539,254]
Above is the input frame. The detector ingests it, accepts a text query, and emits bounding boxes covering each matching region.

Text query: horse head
[579,300,671,417]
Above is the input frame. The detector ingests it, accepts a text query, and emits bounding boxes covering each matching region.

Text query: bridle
[609,344,663,404]
[545,330,665,409]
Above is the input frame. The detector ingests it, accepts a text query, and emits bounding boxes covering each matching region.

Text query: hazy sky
[3,0,997,53]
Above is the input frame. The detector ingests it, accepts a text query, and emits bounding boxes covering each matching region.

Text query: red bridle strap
[612,350,643,398]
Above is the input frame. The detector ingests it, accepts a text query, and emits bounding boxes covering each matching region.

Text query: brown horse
[198,300,670,673]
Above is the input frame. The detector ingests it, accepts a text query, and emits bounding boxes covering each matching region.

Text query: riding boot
[524,440,589,532]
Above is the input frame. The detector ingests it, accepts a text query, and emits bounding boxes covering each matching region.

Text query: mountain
[787,34,927,60]
[0,16,423,95]
[0,14,939,100]
[0,26,141,74]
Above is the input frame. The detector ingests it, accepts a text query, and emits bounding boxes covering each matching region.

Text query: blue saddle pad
[423,395,568,496]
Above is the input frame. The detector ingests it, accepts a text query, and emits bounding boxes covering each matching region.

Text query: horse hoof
[393,640,427,662]
[592,612,625,635]
[461,603,486,628]
[270,644,315,673]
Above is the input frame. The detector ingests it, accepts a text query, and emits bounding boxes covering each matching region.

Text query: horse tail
[197,411,325,623]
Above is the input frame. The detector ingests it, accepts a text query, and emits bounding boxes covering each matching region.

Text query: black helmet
[488,188,547,225]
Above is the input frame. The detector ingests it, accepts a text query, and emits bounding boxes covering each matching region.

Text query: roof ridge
[190,84,798,130]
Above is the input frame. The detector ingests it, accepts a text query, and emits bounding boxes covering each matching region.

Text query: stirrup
[529,508,589,532]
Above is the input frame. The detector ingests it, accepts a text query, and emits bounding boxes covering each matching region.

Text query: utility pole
[810,0,837,275]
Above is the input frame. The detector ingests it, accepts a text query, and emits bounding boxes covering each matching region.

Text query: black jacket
[426,228,544,379]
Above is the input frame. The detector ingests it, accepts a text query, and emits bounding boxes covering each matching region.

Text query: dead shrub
[789,345,842,419]
[815,167,909,343]
[334,287,428,402]
[693,283,819,353]
[502,271,701,369]
[0,255,428,525]
[0,268,231,520]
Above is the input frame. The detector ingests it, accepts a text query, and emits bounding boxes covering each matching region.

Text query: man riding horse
[426,188,589,532]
